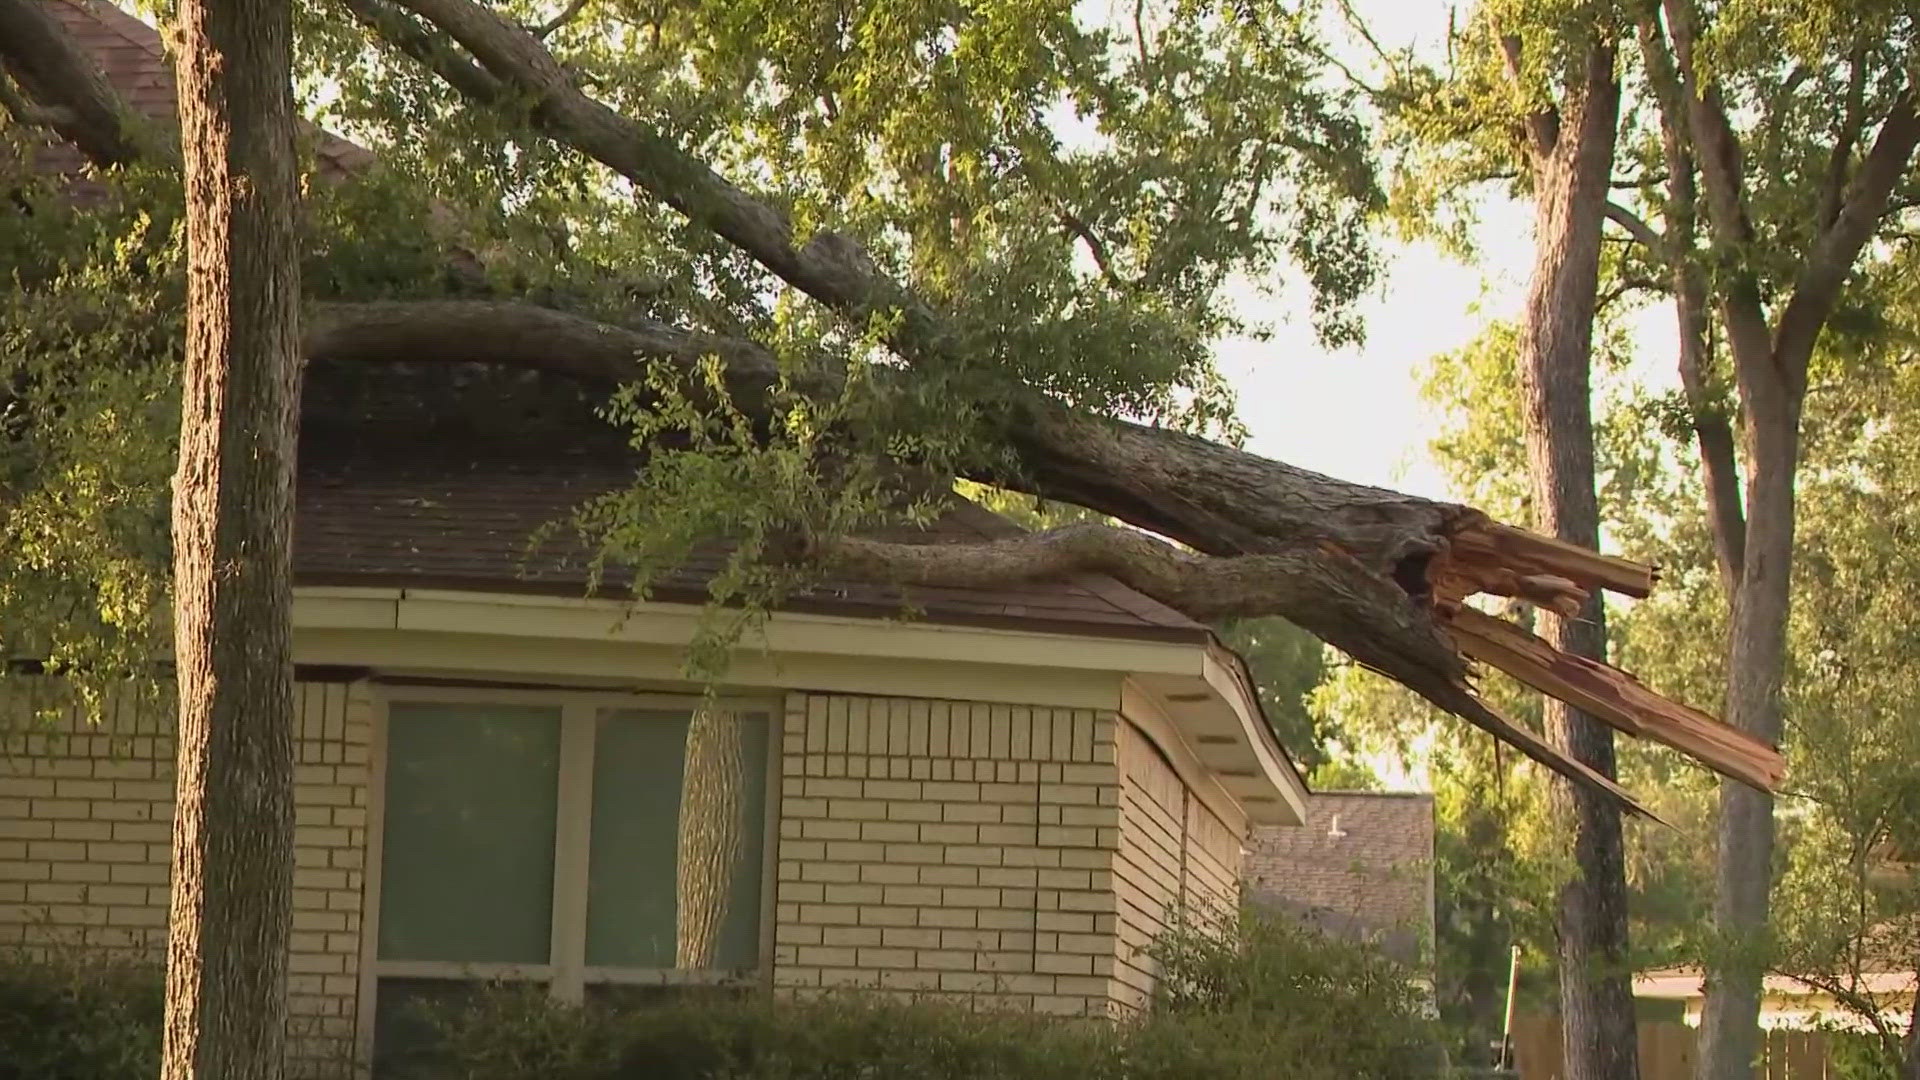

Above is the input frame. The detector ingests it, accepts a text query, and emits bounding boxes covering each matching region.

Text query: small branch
[1051,202,1131,292]
[1775,969,1904,1059]
[1777,89,1920,378]
[1596,275,1665,312]
[1610,170,1669,190]
[337,0,509,105]
[532,0,589,38]
[1604,200,1666,257]
[1635,9,1747,586]
[1818,47,1871,233]
[1497,32,1559,160]
[0,70,75,129]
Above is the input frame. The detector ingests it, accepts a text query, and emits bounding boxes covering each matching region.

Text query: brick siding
[1111,721,1239,1010]
[0,679,375,1077]
[3,681,1247,1062]
[772,694,1245,1017]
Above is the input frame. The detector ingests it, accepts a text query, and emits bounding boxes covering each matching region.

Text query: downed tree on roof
[0,0,1783,816]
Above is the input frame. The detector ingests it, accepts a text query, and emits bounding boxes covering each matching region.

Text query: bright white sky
[1189,0,1676,505]
[1214,0,1519,502]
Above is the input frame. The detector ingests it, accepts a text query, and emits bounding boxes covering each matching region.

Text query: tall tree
[162,0,302,1072]
[1371,6,1642,1072]
[1605,6,1920,1075]
[1503,16,1639,1078]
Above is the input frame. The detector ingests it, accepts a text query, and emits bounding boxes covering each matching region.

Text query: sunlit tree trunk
[161,0,301,1072]
[1510,30,1641,1080]
[676,707,745,968]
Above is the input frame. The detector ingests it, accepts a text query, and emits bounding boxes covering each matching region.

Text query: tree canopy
[0,0,1786,813]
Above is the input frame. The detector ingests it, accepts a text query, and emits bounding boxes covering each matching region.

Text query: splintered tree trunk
[162,0,301,1074]
[676,708,745,968]
[1514,42,1640,1080]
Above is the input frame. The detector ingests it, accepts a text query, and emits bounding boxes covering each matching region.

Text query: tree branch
[532,0,590,38]
[305,299,779,393]
[817,524,1656,816]
[344,0,1768,809]
[1636,9,1746,588]
[0,0,174,168]
[1658,0,1774,377]
[0,68,76,130]
[1604,200,1665,257]
[1776,90,1920,379]
[335,0,509,105]
[1497,32,1559,161]
[1817,47,1872,234]
[1776,968,1905,1060]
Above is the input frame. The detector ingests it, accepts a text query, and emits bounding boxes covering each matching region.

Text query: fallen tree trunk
[0,0,1786,815]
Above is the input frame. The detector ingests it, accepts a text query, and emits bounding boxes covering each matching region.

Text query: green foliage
[0,948,163,1080]
[1148,908,1441,1072]
[4,0,1394,710]
[386,912,1441,1080]
[0,166,183,712]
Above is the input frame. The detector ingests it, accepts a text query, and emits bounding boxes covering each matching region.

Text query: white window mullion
[549,703,597,1003]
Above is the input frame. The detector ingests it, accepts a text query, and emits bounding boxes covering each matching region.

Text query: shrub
[1145,907,1444,1078]
[404,909,1444,1080]
[0,947,163,1080]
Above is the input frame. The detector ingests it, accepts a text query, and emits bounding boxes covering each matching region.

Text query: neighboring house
[1633,967,1917,1033]
[0,2,1313,1076]
[1243,791,1436,972]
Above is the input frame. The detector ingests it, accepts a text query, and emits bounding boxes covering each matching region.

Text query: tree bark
[1510,34,1640,1080]
[676,708,745,969]
[1650,5,1920,1077]
[162,0,302,1072]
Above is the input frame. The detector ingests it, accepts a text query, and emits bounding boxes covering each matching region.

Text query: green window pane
[586,710,768,969]
[379,702,559,964]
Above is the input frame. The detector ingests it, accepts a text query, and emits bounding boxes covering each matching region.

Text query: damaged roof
[34,0,1212,645]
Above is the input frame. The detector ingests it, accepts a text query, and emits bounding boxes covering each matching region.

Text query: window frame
[356,684,783,1062]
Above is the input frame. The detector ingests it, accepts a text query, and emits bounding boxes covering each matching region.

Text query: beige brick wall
[1110,721,1243,1011]
[772,694,1246,1018]
[2,678,1249,1058]
[0,678,374,1077]
[773,694,1127,1016]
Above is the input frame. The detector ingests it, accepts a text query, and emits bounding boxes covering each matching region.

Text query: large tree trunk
[1694,300,1801,1080]
[161,0,302,1072]
[1511,37,1640,1080]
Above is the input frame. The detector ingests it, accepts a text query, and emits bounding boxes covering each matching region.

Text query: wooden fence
[1511,1017,1835,1080]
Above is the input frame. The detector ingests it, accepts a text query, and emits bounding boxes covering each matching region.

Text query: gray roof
[1244,791,1435,967]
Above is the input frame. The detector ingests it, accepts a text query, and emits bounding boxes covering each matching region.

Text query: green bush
[1146,907,1444,1077]
[0,948,162,1080]
[402,910,1444,1080]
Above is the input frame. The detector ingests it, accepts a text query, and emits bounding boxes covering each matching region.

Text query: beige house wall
[1110,720,1241,1010]
[0,678,374,1076]
[772,693,1248,1017]
[0,678,1252,1062]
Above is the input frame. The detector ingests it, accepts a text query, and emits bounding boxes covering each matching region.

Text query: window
[363,691,772,1071]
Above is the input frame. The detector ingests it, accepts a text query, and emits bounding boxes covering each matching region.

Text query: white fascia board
[294,587,1202,677]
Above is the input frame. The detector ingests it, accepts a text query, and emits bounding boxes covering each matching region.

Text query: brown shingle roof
[37,0,1209,644]
[1244,791,1435,966]
[34,0,372,183]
